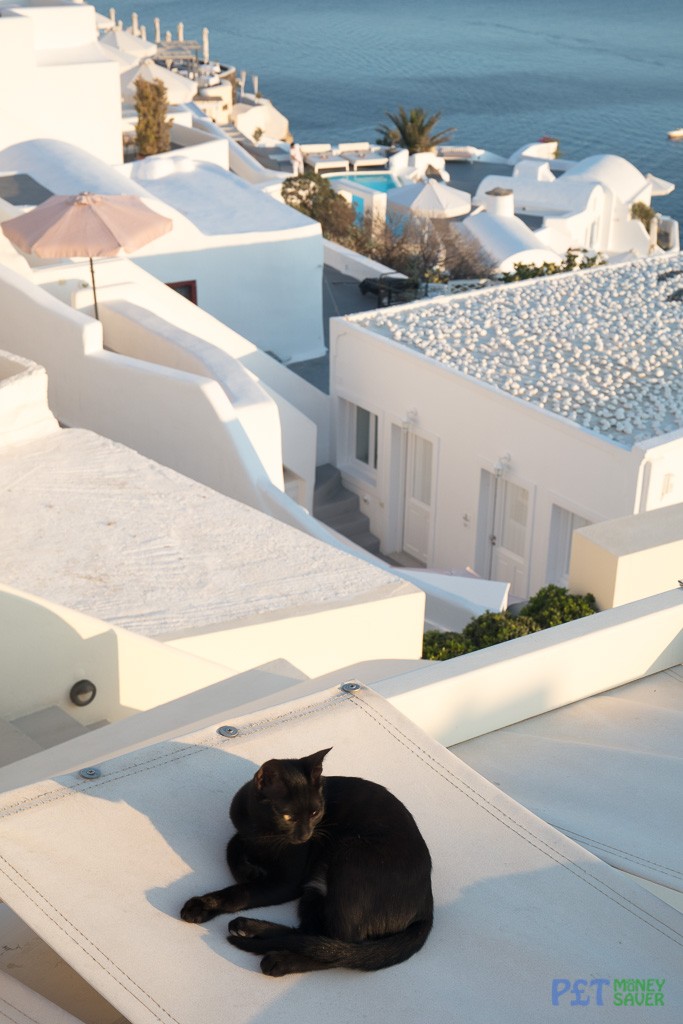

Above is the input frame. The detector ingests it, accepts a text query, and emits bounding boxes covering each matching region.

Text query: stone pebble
[353,255,683,445]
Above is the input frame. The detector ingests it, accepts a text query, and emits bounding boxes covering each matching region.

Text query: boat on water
[667,127,683,140]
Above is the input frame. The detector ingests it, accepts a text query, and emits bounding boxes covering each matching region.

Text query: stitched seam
[0,693,349,821]
[0,692,351,1020]
[351,694,683,947]
[0,853,180,1024]
[0,996,41,1024]
[555,827,683,878]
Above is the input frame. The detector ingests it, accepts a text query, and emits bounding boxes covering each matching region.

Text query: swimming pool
[327,173,399,192]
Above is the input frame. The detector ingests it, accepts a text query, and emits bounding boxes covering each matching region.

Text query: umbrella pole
[89,257,100,321]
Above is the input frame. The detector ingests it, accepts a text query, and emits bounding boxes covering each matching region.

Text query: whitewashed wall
[331,319,649,598]
[0,7,122,165]
[133,231,325,364]
[0,264,286,512]
[0,585,230,728]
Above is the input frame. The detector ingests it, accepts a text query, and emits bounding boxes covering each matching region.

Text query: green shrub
[462,611,540,648]
[519,584,597,629]
[422,630,473,660]
[500,248,605,283]
[422,585,597,660]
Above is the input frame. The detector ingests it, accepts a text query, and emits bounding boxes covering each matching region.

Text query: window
[354,405,378,470]
[166,280,197,304]
[548,505,591,585]
[499,480,528,558]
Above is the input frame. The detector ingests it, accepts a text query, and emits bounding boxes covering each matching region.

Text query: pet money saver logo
[552,978,666,1007]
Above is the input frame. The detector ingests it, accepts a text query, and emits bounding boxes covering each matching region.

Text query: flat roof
[0,428,399,638]
[350,254,683,447]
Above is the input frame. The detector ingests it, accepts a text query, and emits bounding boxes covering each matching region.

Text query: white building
[0,0,122,164]
[330,255,683,600]
[0,136,325,363]
[465,153,678,269]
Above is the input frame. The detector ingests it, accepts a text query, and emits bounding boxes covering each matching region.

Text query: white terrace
[0,350,424,678]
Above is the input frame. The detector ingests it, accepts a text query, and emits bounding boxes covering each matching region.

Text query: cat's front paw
[180,894,220,924]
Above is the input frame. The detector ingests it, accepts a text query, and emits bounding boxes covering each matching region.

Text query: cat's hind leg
[229,917,294,940]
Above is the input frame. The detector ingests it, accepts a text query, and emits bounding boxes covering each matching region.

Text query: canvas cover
[455,668,683,894]
[0,684,680,1023]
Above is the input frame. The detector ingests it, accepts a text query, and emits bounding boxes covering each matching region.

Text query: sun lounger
[0,683,680,1023]
[335,143,389,170]
[300,144,350,174]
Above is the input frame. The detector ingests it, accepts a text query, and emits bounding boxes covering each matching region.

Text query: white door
[403,432,434,564]
[491,478,530,597]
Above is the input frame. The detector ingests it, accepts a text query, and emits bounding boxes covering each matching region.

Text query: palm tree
[376,106,455,155]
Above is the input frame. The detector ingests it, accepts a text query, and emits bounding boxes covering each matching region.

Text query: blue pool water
[328,173,399,192]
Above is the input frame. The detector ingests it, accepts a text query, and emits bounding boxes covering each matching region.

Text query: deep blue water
[109,0,683,220]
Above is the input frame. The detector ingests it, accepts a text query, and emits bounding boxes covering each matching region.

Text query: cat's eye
[281,813,292,822]
[310,809,322,820]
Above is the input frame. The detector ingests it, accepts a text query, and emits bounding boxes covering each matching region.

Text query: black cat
[180,747,433,975]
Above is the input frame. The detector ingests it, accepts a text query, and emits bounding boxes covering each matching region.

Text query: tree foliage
[630,201,657,232]
[281,175,492,281]
[357,214,492,282]
[134,78,172,158]
[422,585,597,661]
[376,106,455,154]
[281,172,356,244]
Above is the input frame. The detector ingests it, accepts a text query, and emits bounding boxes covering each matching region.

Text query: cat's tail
[229,915,433,971]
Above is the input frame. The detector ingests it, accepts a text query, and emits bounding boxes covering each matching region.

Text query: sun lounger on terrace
[335,142,389,170]
[300,144,349,173]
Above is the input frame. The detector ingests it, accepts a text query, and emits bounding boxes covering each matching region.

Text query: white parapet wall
[569,502,683,608]
[372,588,683,746]
[167,581,424,678]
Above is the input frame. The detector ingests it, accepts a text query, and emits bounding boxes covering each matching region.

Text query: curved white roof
[461,209,559,272]
[562,153,648,203]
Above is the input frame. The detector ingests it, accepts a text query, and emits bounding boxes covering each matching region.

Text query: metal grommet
[217,725,239,737]
[70,679,97,707]
[79,767,101,780]
[340,682,361,693]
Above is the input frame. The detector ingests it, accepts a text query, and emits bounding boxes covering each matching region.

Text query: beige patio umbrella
[1,192,173,319]
[387,179,472,219]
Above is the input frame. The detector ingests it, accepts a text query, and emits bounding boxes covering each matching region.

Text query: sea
[110,0,683,222]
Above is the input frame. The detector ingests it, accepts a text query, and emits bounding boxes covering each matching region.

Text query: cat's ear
[254,758,286,799]
[301,747,332,785]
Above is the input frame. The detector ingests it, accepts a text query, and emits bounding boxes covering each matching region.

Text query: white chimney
[485,187,515,218]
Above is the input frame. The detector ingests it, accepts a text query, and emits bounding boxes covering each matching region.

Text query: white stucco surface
[0,428,397,638]
[131,157,317,238]
[351,254,683,446]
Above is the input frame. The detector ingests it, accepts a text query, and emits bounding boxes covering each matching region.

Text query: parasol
[2,192,173,319]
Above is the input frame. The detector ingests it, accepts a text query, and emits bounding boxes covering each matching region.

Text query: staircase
[313,464,381,556]
[0,707,108,769]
